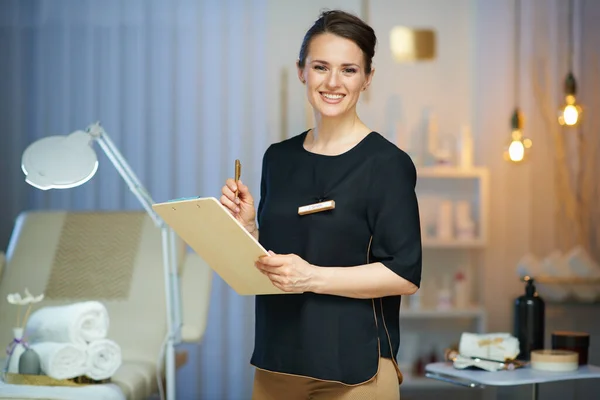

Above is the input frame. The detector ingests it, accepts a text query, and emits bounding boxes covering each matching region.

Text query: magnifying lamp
[22,130,98,190]
[21,122,181,400]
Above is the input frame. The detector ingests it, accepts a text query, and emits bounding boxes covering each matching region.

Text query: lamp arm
[87,123,163,228]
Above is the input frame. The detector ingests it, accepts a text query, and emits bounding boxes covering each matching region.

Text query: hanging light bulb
[558,72,582,126]
[504,108,532,163]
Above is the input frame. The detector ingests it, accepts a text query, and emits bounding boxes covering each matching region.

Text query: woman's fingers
[220,194,240,214]
[222,180,240,205]
[225,178,238,194]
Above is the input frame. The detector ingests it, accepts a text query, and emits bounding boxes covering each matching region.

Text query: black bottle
[514,277,545,361]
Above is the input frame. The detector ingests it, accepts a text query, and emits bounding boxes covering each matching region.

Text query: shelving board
[401,307,485,319]
[422,238,485,248]
[417,166,489,179]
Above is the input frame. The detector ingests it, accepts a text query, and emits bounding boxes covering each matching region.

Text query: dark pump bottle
[514,278,545,361]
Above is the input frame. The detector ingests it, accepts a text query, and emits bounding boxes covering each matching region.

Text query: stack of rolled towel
[22,301,122,381]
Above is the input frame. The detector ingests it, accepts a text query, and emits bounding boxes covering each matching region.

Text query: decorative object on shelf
[445,348,526,372]
[514,277,545,361]
[6,327,27,375]
[558,0,582,126]
[455,200,475,239]
[436,275,452,310]
[458,332,520,362]
[504,0,532,164]
[453,270,470,309]
[436,200,453,239]
[5,288,45,374]
[419,110,453,167]
[18,347,41,375]
[551,331,589,366]
[456,125,473,169]
[530,349,579,372]
[389,26,436,64]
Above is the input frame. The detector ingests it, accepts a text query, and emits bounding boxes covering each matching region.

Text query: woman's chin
[314,105,350,119]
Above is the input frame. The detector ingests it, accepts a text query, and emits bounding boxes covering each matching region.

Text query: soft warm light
[558,95,581,126]
[508,139,525,162]
[504,128,531,163]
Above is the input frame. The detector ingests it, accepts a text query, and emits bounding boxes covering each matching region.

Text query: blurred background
[0,0,599,399]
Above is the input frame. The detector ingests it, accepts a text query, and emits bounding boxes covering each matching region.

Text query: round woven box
[530,349,579,372]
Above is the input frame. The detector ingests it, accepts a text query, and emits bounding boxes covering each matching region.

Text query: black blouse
[250,131,422,385]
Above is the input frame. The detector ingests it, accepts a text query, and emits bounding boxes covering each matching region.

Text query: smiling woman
[219,9,422,400]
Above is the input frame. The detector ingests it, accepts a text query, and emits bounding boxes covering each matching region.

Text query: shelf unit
[398,166,489,392]
[416,166,490,245]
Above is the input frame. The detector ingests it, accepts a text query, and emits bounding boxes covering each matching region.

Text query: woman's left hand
[255,251,318,293]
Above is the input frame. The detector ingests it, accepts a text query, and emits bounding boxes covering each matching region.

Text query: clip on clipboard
[152,197,289,295]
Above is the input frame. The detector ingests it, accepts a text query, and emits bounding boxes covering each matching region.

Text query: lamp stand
[88,122,182,400]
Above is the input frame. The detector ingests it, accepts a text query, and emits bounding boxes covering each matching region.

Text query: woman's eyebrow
[310,60,360,68]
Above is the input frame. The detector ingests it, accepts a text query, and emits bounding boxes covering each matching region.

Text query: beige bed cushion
[0,251,5,282]
[111,360,157,400]
[0,211,185,365]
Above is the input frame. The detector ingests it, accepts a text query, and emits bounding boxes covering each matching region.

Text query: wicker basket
[3,372,110,387]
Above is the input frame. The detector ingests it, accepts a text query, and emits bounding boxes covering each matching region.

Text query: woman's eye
[344,68,357,74]
[314,65,326,71]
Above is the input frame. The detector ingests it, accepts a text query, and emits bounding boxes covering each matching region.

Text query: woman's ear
[363,67,375,91]
[296,59,306,84]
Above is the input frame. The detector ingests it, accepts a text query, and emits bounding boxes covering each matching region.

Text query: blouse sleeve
[367,151,422,288]
[257,145,272,227]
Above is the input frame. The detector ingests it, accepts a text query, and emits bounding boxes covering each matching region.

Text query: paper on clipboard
[152,197,288,295]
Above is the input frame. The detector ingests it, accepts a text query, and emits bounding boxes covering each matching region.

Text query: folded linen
[85,339,122,381]
[30,342,88,380]
[459,332,520,361]
[26,301,110,345]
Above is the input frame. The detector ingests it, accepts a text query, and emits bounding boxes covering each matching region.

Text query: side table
[425,362,600,400]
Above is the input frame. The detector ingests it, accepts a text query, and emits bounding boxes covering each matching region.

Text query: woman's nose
[325,72,341,89]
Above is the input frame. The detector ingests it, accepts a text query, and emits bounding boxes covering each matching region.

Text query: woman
[220,9,422,400]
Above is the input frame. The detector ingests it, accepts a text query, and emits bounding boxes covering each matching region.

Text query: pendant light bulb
[558,72,582,126]
[504,109,532,163]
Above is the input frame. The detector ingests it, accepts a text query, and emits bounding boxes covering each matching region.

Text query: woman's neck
[306,111,371,155]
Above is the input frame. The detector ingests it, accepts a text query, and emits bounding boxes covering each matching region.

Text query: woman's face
[298,33,373,119]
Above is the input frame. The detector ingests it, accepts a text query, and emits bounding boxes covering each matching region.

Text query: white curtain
[0,0,269,398]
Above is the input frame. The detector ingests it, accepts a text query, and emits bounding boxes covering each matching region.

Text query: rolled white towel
[30,342,88,380]
[26,301,109,345]
[85,339,122,381]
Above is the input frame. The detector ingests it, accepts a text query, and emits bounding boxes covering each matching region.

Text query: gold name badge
[298,200,336,216]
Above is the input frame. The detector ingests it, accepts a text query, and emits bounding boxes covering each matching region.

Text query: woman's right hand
[220,178,257,234]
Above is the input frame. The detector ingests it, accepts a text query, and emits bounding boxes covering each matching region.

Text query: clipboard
[152,197,287,295]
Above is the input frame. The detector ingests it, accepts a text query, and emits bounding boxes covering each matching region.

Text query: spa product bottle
[514,278,545,361]
[19,348,41,375]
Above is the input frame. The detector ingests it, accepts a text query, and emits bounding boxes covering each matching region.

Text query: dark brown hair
[298,10,377,74]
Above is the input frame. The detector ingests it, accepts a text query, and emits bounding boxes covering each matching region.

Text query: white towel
[26,301,110,345]
[459,332,520,361]
[30,342,88,380]
[85,339,122,380]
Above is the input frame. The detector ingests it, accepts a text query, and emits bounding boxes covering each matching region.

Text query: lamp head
[21,130,98,190]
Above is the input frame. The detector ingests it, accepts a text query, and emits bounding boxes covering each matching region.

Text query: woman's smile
[320,92,346,104]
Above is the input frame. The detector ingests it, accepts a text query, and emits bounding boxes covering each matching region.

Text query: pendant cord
[514,0,521,108]
[568,0,574,72]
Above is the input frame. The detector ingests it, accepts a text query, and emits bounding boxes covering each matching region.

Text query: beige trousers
[251,357,400,400]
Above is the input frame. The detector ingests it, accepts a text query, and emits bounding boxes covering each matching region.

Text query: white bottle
[453,270,470,309]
